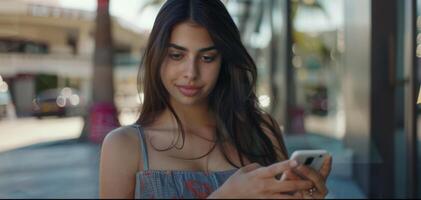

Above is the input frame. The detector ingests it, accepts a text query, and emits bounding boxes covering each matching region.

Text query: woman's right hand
[207,160,314,199]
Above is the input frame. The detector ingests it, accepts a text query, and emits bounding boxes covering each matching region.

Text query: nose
[183,57,199,80]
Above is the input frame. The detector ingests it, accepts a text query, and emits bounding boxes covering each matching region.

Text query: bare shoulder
[103,126,139,148]
[101,125,143,169]
[99,125,141,198]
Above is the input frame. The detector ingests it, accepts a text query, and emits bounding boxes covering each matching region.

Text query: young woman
[99,0,332,198]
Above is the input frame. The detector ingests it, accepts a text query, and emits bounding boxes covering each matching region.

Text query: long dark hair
[137,0,288,167]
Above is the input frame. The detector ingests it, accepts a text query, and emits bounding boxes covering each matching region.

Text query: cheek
[160,59,183,81]
[160,61,173,88]
[202,64,221,85]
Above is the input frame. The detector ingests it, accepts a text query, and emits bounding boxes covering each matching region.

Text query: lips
[175,85,202,97]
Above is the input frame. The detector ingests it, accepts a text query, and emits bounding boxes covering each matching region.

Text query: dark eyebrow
[168,43,217,52]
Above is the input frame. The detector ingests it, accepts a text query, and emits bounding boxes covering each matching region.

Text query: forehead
[169,22,215,50]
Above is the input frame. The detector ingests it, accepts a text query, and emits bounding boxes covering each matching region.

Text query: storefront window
[291,0,345,139]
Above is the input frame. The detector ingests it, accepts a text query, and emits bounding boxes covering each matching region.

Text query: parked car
[0,78,16,120]
[32,87,85,118]
[0,87,11,119]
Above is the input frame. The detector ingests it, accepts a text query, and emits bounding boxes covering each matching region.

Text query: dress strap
[133,124,149,171]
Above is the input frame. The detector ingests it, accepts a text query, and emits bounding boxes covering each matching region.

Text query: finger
[293,191,304,199]
[270,194,302,199]
[279,170,301,181]
[314,192,329,199]
[252,160,298,178]
[295,165,328,196]
[319,155,332,179]
[267,180,313,193]
[283,170,302,180]
[240,162,261,173]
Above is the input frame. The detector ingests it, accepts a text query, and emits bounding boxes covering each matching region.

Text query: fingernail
[290,160,298,167]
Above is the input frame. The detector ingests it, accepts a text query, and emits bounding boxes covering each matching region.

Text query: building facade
[0,0,146,117]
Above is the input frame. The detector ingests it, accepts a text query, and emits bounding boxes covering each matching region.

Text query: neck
[165,99,215,130]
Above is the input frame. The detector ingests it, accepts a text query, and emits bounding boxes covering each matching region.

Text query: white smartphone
[290,150,329,171]
[277,150,329,180]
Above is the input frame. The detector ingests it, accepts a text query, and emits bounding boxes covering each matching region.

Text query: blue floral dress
[132,124,237,199]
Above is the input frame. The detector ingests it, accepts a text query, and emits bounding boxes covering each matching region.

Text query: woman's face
[160,21,222,106]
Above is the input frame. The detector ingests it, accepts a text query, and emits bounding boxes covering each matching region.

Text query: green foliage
[291,0,333,69]
[35,74,58,94]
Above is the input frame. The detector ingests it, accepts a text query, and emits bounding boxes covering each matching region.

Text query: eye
[169,53,184,61]
[201,55,216,63]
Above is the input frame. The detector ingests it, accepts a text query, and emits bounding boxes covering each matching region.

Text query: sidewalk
[0,140,100,198]
[0,134,365,198]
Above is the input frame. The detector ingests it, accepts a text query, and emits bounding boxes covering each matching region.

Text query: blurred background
[0,0,419,198]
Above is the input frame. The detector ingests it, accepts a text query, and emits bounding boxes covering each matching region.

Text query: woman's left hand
[283,155,332,199]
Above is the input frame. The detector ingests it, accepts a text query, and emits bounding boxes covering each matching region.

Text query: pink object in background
[88,102,119,144]
[289,106,306,134]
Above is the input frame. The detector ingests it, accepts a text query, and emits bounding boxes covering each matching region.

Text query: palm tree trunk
[79,0,119,143]
[93,0,114,102]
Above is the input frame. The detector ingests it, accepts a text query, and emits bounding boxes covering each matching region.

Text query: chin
[173,96,206,106]
[177,98,202,106]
